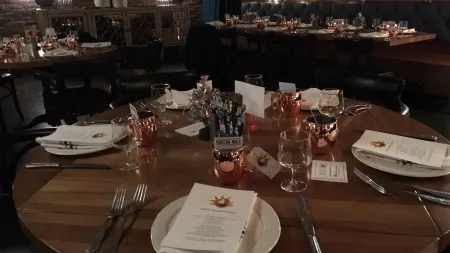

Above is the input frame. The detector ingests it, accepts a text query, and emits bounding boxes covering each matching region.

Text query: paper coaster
[247,147,282,179]
[311,160,348,183]
[174,122,205,137]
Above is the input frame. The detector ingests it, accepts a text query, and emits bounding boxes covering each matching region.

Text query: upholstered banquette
[242,1,450,43]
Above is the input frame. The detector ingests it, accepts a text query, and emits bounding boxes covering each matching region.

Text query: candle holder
[211,145,246,185]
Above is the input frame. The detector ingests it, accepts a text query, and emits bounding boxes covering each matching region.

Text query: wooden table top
[0,47,115,70]
[13,100,450,253]
[219,26,436,47]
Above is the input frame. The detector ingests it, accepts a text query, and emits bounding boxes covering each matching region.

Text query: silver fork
[86,188,126,253]
[353,167,450,206]
[103,184,148,253]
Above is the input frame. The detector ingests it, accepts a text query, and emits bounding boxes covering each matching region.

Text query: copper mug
[212,146,246,185]
[277,89,302,118]
[130,111,158,147]
[302,115,338,155]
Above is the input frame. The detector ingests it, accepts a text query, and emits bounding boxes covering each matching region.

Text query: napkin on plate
[36,125,116,149]
[301,88,340,110]
[169,89,193,108]
[206,21,225,27]
[402,28,416,34]
[80,42,112,48]
[43,48,74,57]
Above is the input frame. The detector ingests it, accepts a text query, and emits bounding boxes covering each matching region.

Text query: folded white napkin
[402,28,416,34]
[309,29,334,34]
[43,48,74,57]
[170,89,193,108]
[359,32,389,38]
[298,23,312,28]
[206,21,225,27]
[345,25,357,30]
[80,42,112,48]
[264,26,288,32]
[36,125,113,148]
[301,88,321,110]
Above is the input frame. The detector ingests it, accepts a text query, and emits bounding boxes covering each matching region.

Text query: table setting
[13,71,450,253]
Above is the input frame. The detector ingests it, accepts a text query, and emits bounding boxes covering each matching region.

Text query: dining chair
[25,56,116,128]
[115,70,198,106]
[0,127,55,253]
[116,38,163,79]
[315,69,410,116]
[0,73,25,130]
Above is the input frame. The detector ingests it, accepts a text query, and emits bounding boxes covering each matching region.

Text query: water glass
[399,21,408,29]
[318,89,344,118]
[111,116,143,171]
[372,18,381,29]
[310,13,316,25]
[326,17,333,27]
[151,84,173,125]
[277,130,312,192]
[244,74,264,87]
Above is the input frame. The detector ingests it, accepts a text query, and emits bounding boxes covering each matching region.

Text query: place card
[247,147,282,179]
[352,130,448,168]
[235,80,265,118]
[279,81,296,93]
[175,122,205,137]
[160,183,257,252]
[311,160,348,183]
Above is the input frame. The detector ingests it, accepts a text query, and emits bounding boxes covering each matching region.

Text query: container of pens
[210,93,247,185]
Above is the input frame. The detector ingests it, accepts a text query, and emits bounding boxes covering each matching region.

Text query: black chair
[118,71,198,105]
[0,127,55,253]
[20,56,117,129]
[116,38,163,79]
[0,73,24,132]
[315,69,410,116]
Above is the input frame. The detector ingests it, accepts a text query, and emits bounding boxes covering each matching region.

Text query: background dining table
[13,99,450,253]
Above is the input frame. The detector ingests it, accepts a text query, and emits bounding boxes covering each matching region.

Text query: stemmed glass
[278,130,312,192]
[399,21,408,29]
[151,84,173,125]
[111,116,143,171]
[318,89,344,118]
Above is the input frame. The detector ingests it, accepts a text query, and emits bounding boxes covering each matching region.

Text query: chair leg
[8,79,24,122]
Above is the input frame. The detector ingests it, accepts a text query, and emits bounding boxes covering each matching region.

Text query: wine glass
[111,116,143,171]
[399,21,408,29]
[151,84,173,125]
[310,13,315,25]
[277,130,312,192]
[372,18,381,29]
[318,89,344,118]
[244,74,264,87]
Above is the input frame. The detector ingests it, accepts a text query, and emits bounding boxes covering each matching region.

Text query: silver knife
[25,163,111,169]
[296,196,322,253]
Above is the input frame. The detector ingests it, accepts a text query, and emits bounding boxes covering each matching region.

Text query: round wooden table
[13,101,450,253]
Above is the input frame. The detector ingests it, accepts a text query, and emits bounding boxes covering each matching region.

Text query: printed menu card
[160,183,257,253]
[352,130,448,168]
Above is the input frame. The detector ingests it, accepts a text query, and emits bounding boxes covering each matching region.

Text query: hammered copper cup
[302,115,338,155]
[130,111,158,147]
[278,89,302,118]
[211,146,246,185]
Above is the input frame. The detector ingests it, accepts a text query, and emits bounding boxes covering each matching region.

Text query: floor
[0,63,450,252]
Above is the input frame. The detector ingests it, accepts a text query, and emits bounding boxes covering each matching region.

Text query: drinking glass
[111,116,143,171]
[278,130,312,192]
[372,18,381,29]
[225,13,230,21]
[244,74,264,87]
[318,89,344,118]
[399,21,408,29]
[151,84,173,125]
[326,17,333,27]
[344,19,349,25]
[310,13,315,25]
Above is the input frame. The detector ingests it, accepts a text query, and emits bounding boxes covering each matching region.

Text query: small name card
[214,136,243,150]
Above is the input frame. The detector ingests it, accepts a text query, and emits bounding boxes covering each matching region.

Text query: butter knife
[25,163,110,169]
[296,196,322,253]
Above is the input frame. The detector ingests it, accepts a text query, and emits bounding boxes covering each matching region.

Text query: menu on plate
[352,130,448,168]
[160,183,257,253]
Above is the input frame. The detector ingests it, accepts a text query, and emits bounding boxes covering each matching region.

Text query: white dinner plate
[352,147,450,178]
[151,196,281,253]
[264,26,288,32]
[359,32,390,38]
[43,51,75,57]
[44,124,114,156]
[166,104,191,110]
